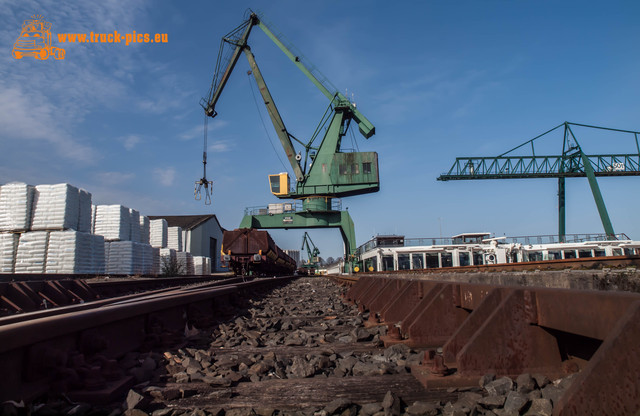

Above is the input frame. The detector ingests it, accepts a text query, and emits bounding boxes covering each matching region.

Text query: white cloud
[95,171,135,185]
[209,140,233,153]
[155,167,175,186]
[179,120,228,141]
[0,84,96,161]
[120,134,142,150]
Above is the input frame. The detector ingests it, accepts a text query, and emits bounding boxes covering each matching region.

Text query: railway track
[1,273,639,415]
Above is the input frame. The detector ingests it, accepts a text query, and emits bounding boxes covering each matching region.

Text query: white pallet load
[151,247,160,276]
[205,256,212,274]
[45,230,93,274]
[150,219,168,248]
[106,241,143,275]
[167,226,183,251]
[129,209,141,243]
[0,182,35,232]
[77,188,92,233]
[176,251,194,275]
[140,243,154,275]
[94,205,131,241]
[193,256,206,275]
[91,205,97,233]
[0,233,19,273]
[91,233,106,274]
[139,215,150,245]
[14,231,49,273]
[31,183,80,231]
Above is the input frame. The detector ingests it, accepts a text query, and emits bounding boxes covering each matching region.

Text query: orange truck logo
[12,15,65,60]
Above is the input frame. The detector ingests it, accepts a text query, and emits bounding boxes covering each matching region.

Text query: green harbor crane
[199,10,380,271]
[438,122,640,241]
[300,232,320,274]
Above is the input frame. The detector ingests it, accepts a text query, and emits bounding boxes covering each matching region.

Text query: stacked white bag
[46,230,93,274]
[78,189,92,233]
[193,256,211,275]
[140,243,154,275]
[139,216,150,244]
[176,251,194,275]
[0,183,35,231]
[14,231,49,273]
[94,205,131,241]
[31,184,81,231]
[0,233,19,273]
[106,241,143,274]
[150,219,168,248]
[129,209,141,243]
[92,234,106,274]
[168,226,183,251]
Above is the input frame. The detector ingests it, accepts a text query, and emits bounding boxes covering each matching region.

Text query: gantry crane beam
[437,122,640,241]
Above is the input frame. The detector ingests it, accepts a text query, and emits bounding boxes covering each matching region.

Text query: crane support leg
[580,153,616,239]
[558,177,565,243]
[239,209,357,273]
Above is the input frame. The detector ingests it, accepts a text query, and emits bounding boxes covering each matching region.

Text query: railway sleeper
[346,275,640,415]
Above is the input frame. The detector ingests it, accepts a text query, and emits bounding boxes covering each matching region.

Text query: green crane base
[239,208,356,274]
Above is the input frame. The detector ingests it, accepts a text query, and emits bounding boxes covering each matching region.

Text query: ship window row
[363,247,637,271]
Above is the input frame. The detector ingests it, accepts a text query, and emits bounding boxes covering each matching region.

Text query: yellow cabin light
[269,173,290,196]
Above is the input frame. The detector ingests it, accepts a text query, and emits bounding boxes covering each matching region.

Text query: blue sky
[2,1,640,261]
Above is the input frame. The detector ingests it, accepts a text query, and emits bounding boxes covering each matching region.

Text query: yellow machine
[268,172,290,197]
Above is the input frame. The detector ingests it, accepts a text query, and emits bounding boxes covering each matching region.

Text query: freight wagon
[221,228,296,276]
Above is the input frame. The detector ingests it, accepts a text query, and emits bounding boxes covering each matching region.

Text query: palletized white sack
[167,226,183,251]
[139,215,150,245]
[31,183,81,231]
[45,230,93,274]
[106,241,143,275]
[91,205,97,233]
[193,256,211,275]
[15,231,49,273]
[77,189,92,233]
[129,209,141,243]
[92,234,106,274]
[138,243,153,275]
[150,219,168,248]
[206,257,212,274]
[176,251,193,275]
[0,233,19,273]
[94,205,131,241]
[0,183,35,232]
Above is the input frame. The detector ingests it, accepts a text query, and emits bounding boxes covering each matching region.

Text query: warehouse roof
[147,214,224,231]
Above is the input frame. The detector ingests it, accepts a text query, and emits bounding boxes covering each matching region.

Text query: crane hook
[195,115,214,205]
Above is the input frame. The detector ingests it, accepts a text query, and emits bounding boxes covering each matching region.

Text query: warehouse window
[363,162,372,174]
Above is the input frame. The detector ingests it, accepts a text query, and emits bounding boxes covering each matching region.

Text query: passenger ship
[354,232,640,272]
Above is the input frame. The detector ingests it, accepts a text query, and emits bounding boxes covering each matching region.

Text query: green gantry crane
[438,122,640,241]
[200,10,379,271]
[300,232,320,274]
